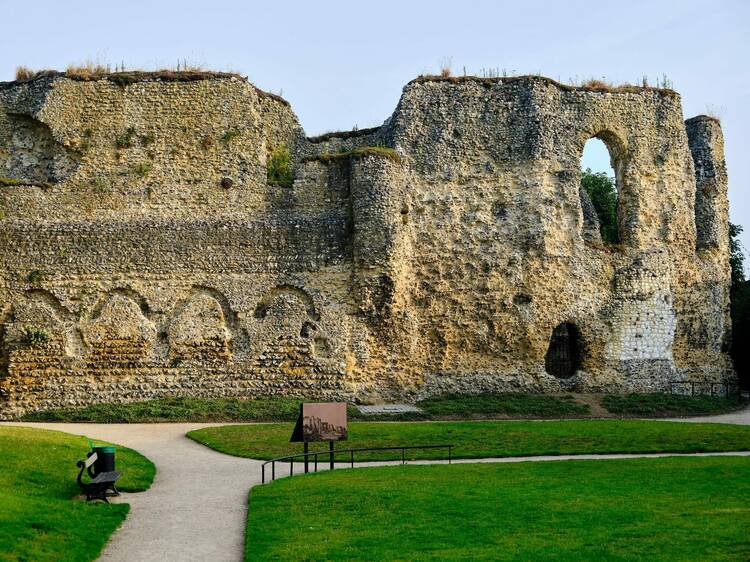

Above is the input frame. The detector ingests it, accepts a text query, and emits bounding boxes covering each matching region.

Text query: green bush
[26,269,46,284]
[22,326,50,347]
[221,128,241,144]
[115,127,137,149]
[267,144,294,187]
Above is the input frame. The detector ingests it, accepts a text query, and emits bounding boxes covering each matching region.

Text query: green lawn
[19,393,746,422]
[20,396,306,423]
[602,393,746,416]
[417,392,589,417]
[187,419,750,461]
[245,456,750,561]
[0,426,155,562]
[17,394,590,422]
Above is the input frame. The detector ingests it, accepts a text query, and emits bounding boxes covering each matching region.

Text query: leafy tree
[581,168,619,244]
[729,222,745,285]
[729,222,750,389]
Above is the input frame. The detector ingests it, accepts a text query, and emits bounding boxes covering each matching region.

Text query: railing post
[402,448,405,465]
[329,441,334,471]
[272,461,275,481]
[351,450,354,468]
[290,460,293,477]
[315,453,318,473]
[262,464,265,484]
[304,442,309,474]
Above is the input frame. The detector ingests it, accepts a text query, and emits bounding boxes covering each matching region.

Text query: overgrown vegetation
[602,393,746,416]
[730,222,750,389]
[92,176,109,192]
[245,457,750,561]
[115,127,137,149]
[582,167,619,243]
[0,426,155,562]
[13,63,244,87]
[14,65,36,81]
[307,126,381,143]
[26,269,46,284]
[410,74,678,96]
[266,144,294,187]
[0,177,53,190]
[0,177,23,187]
[132,162,152,177]
[188,419,750,461]
[221,128,241,144]
[417,393,588,417]
[21,392,744,423]
[21,396,307,423]
[304,146,401,165]
[22,326,50,347]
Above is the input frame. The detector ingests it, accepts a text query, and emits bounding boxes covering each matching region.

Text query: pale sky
[2,0,748,253]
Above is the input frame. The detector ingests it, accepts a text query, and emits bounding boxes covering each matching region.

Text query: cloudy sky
[2,0,748,252]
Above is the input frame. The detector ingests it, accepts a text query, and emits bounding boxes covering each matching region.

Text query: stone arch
[88,287,151,321]
[23,289,73,321]
[578,129,630,245]
[3,290,78,359]
[83,290,156,360]
[1,114,81,185]
[544,322,582,379]
[168,287,238,361]
[251,284,332,362]
[254,284,320,322]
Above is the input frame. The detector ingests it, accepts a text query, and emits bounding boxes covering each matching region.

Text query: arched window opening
[544,322,581,379]
[580,137,619,244]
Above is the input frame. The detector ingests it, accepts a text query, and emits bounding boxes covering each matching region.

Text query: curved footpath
[2,403,749,562]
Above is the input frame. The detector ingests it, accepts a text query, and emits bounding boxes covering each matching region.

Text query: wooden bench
[76,452,121,503]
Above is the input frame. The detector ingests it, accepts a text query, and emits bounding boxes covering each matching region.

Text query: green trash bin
[90,445,116,475]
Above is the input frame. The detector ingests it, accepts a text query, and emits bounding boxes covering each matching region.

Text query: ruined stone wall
[0,73,735,418]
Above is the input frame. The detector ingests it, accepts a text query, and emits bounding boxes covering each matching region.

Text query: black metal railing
[261,444,453,484]
[623,379,740,397]
[668,380,740,397]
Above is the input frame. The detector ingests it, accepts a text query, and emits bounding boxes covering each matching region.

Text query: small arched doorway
[544,322,581,379]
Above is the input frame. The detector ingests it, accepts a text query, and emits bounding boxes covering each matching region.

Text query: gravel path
[663,401,750,425]
[3,403,749,561]
[3,422,260,562]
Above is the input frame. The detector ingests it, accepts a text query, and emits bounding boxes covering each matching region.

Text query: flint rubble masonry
[0,72,734,418]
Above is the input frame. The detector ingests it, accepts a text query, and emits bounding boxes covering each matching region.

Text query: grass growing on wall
[303,146,401,164]
[266,144,294,187]
[0,426,155,562]
[245,457,750,561]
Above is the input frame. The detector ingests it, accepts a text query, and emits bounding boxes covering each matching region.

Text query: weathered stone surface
[0,73,735,418]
